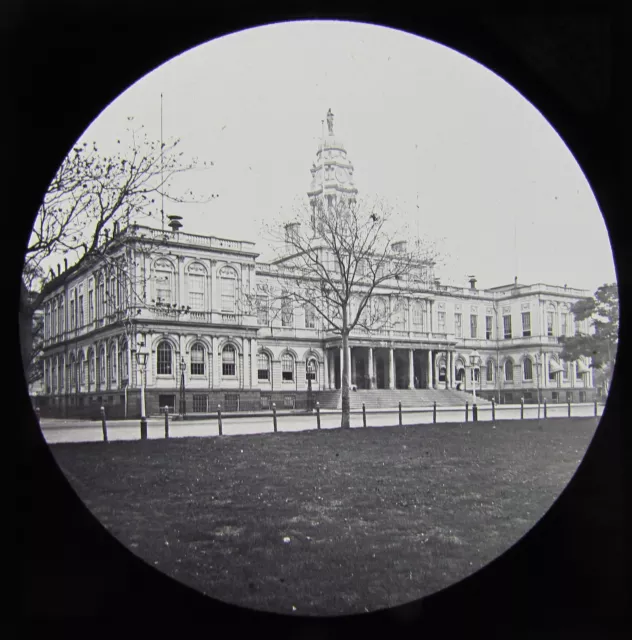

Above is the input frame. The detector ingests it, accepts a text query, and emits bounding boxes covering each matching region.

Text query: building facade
[32,114,596,418]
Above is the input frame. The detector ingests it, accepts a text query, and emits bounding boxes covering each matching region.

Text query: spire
[307,110,358,210]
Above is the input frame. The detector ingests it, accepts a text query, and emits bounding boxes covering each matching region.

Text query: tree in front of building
[264,196,439,428]
[20,120,215,382]
[558,283,619,395]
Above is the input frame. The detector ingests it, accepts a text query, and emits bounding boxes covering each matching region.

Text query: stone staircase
[316,388,491,410]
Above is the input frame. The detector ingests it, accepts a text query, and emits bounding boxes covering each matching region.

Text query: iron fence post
[362,402,367,428]
[543,398,547,419]
[316,402,321,430]
[164,406,169,439]
[520,398,524,420]
[273,403,278,433]
[433,401,437,424]
[217,405,223,436]
[491,398,496,422]
[473,403,478,422]
[100,406,108,442]
[594,399,598,417]
[568,399,571,418]
[465,401,469,422]
[398,401,402,426]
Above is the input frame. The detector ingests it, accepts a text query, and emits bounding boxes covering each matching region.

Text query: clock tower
[307,109,359,220]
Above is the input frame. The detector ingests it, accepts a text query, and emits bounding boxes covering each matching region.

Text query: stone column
[542,352,548,388]
[347,346,353,386]
[251,338,258,389]
[323,348,329,389]
[388,348,395,389]
[426,350,432,389]
[368,347,374,389]
[329,350,334,390]
[339,347,343,389]
[212,336,219,389]
[408,349,414,389]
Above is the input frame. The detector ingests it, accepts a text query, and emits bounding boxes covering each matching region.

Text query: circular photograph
[22,20,618,617]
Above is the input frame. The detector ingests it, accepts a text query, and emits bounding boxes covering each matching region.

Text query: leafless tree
[20,121,215,380]
[260,196,440,428]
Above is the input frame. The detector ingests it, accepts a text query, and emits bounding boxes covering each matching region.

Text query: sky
[46,20,615,293]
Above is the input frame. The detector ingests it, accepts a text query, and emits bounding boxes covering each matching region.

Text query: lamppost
[179,356,186,418]
[135,346,148,440]
[534,353,542,420]
[469,350,481,403]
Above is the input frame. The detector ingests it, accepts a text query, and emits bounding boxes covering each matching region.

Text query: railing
[124,225,256,253]
[39,401,605,442]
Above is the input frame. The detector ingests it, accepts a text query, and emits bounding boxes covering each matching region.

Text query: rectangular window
[222,361,235,376]
[256,296,269,325]
[413,303,423,327]
[221,277,235,312]
[305,306,317,329]
[284,395,296,409]
[522,312,531,337]
[89,290,94,322]
[547,312,555,337]
[78,295,84,327]
[260,395,270,410]
[281,299,293,328]
[257,353,269,380]
[70,299,75,330]
[486,315,493,340]
[188,274,205,310]
[562,361,569,380]
[552,391,558,403]
[224,394,240,412]
[156,274,172,305]
[158,394,176,412]
[503,315,512,339]
[561,313,568,336]
[191,348,205,375]
[486,362,494,382]
[454,313,462,338]
[438,311,446,333]
[470,314,477,339]
[574,319,581,335]
[192,394,208,413]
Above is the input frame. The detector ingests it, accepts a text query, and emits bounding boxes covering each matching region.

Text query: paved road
[40,403,602,444]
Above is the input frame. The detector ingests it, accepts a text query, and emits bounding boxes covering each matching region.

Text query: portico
[324,343,457,390]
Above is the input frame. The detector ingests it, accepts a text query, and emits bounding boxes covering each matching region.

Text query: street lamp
[179,356,187,418]
[469,350,481,403]
[534,353,542,420]
[135,346,148,440]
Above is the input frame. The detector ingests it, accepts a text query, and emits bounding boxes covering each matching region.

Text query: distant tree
[262,196,440,428]
[558,283,618,394]
[20,121,215,381]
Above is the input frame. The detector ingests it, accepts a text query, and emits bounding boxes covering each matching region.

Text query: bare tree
[260,196,440,428]
[20,120,215,380]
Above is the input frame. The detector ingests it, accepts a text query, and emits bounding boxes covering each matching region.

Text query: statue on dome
[326,109,334,136]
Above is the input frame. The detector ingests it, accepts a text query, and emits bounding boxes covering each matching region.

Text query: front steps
[316,388,491,410]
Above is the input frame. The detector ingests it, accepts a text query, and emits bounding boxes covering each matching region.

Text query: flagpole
[161,92,165,233]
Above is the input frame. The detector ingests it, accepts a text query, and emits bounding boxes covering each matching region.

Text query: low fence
[41,399,605,443]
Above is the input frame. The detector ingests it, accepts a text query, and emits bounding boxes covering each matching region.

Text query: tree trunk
[341,331,350,428]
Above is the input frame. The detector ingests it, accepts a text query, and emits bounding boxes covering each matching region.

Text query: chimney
[64,257,68,271]
[103,228,109,242]
[167,215,183,232]
[113,221,120,236]
[468,275,477,290]
[391,241,407,253]
[514,276,518,286]
[57,264,61,276]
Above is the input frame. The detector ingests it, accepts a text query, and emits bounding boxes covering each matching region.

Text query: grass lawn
[50,417,599,616]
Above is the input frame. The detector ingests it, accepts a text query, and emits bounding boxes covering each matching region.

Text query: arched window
[282,354,294,381]
[222,345,236,376]
[52,357,58,393]
[119,338,129,382]
[108,272,117,315]
[220,267,237,312]
[438,359,447,383]
[258,353,270,381]
[504,359,514,382]
[187,263,206,311]
[154,259,175,305]
[78,352,86,386]
[486,360,494,382]
[59,354,65,391]
[306,358,317,381]
[456,367,465,382]
[157,341,173,375]
[69,354,76,389]
[88,348,96,386]
[99,347,106,386]
[110,343,117,383]
[190,343,205,375]
[523,358,533,381]
[51,300,57,337]
[97,274,105,319]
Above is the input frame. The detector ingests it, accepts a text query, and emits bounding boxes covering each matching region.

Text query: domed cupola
[307,109,358,210]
